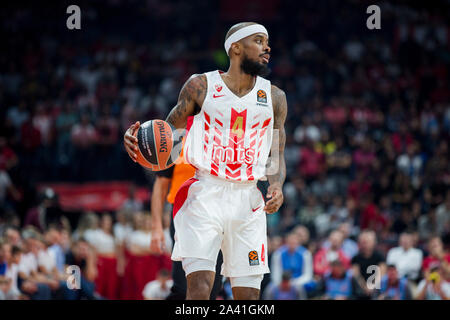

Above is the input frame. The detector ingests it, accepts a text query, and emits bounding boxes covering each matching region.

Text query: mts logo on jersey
[210,108,256,166]
[212,145,255,165]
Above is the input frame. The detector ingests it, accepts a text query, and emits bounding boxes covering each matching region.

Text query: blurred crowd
[0,206,173,300]
[1,0,449,299]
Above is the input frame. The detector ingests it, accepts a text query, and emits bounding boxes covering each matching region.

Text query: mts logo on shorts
[248,250,259,266]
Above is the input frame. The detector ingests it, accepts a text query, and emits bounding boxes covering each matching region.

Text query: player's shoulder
[186,73,207,88]
[181,73,208,104]
[188,73,207,81]
[270,84,286,100]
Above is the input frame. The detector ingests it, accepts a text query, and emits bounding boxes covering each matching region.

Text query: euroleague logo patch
[256,89,267,103]
[248,250,259,266]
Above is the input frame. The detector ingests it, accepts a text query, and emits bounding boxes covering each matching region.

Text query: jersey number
[231,116,244,139]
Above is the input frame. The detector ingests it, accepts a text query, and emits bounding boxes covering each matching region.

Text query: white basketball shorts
[171,171,270,278]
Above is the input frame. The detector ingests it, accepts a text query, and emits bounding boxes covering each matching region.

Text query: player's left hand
[264,183,283,214]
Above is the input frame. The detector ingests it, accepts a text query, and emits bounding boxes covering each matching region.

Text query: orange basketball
[135,120,182,171]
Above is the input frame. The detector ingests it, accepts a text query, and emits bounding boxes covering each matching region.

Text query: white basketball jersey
[184,70,273,182]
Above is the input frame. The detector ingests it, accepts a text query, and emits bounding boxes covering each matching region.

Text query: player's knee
[186,272,214,299]
[230,274,263,300]
[232,287,260,300]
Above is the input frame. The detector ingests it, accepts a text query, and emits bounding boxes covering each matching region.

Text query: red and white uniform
[172,70,273,278]
[184,70,273,182]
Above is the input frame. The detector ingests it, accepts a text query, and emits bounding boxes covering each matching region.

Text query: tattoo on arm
[268,85,287,187]
[165,74,207,129]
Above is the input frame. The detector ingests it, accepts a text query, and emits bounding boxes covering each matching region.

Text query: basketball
[135,119,182,171]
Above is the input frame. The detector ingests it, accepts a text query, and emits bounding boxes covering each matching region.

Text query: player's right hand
[150,228,166,255]
[124,121,140,162]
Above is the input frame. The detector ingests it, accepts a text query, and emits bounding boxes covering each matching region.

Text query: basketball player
[150,147,224,300]
[124,22,286,300]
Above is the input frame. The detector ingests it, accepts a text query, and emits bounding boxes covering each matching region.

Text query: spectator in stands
[314,230,351,277]
[44,226,65,274]
[292,225,310,250]
[386,232,423,282]
[375,264,412,300]
[316,260,363,300]
[322,222,358,260]
[3,226,22,248]
[123,213,170,299]
[6,246,23,299]
[113,210,132,245]
[126,212,151,256]
[422,236,450,275]
[73,211,99,242]
[351,230,386,297]
[85,213,119,300]
[0,242,23,299]
[264,272,301,300]
[142,268,173,300]
[270,232,313,299]
[63,238,99,300]
[17,229,52,300]
[415,264,450,300]
[351,230,386,281]
[35,234,61,293]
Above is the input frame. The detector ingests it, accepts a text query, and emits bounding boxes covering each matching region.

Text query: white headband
[224,24,268,56]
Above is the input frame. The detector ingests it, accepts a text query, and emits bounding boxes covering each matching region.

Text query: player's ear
[231,43,241,56]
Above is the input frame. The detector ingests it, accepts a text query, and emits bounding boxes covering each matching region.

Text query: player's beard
[241,53,271,77]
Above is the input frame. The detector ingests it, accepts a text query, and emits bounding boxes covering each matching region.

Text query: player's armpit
[165,74,207,129]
